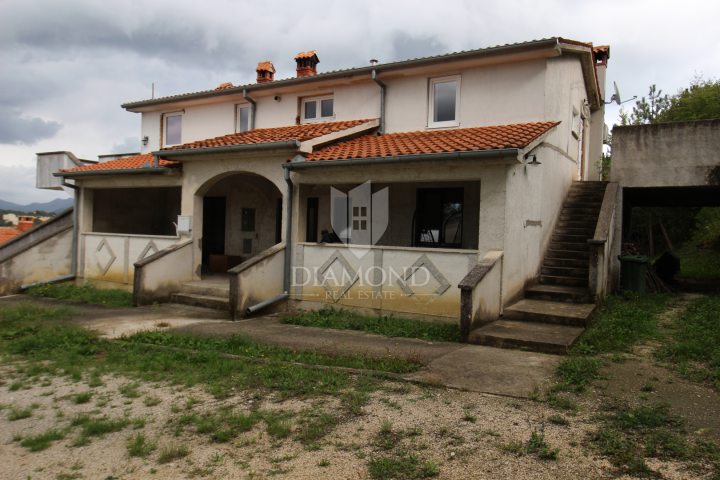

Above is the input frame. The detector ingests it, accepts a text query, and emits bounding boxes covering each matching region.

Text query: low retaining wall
[133,239,194,306]
[229,243,286,319]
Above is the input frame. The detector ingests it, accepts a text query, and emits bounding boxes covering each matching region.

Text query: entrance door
[202,197,226,267]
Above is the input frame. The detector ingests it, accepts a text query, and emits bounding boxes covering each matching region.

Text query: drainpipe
[371,69,385,135]
[21,178,78,289]
[245,168,293,315]
[243,89,256,130]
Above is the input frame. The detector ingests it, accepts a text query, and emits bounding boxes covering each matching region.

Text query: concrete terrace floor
[0,295,562,398]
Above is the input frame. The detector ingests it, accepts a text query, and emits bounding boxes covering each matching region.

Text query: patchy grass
[158,442,190,463]
[126,433,157,457]
[7,405,34,421]
[656,295,720,388]
[25,283,133,308]
[18,428,66,451]
[279,306,460,343]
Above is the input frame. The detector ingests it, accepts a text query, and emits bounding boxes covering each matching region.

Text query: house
[5,37,616,353]
[0,227,22,246]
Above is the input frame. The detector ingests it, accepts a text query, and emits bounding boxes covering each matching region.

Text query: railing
[133,239,193,306]
[587,183,619,304]
[80,232,181,286]
[457,251,504,342]
[229,243,286,319]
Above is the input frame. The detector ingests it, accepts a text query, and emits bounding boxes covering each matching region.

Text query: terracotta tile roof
[162,119,375,151]
[256,61,275,72]
[303,122,560,162]
[0,227,21,245]
[593,45,610,54]
[59,153,179,173]
[295,50,318,60]
[215,82,234,90]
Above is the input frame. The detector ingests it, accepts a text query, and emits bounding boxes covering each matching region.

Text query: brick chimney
[256,61,275,83]
[17,216,34,232]
[295,51,319,78]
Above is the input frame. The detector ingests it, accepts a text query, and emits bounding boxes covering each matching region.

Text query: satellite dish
[613,81,621,104]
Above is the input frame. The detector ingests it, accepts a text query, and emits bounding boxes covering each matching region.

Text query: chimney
[295,51,319,78]
[17,216,34,232]
[256,61,276,83]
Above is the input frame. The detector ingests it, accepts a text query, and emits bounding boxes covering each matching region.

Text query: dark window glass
[414,188,464,248]
[306,198,319,242]
[239,107,250,132]
[166,115,182,145]
[241,208,256,232]
[321,98,333,117]
[434,81,457,123]
[305,101,317,119]
[243,238,252,254]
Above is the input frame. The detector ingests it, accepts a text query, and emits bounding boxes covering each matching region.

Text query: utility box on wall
[177,216,192,234]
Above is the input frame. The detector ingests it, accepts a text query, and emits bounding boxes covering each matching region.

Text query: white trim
[297,242,478,254]
[301,94,334,124]
[81,232,180,240]
[236,103,252,133]
[428,75,461,128]
[163,111,184,147]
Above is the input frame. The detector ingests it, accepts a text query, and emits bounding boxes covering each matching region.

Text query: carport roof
[59,153,179,173]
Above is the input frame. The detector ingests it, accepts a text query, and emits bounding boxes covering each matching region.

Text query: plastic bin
[618,255,651,295]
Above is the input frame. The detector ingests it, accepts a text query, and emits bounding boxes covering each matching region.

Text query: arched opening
[197,172,283,276]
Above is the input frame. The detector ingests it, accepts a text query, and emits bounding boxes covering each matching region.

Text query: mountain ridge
[0,198,73,214]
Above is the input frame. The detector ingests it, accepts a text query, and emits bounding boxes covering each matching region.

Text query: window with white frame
[164,112,183,146]
[237,104,251,133]
[301,95,334,123]
[428,75,460,128]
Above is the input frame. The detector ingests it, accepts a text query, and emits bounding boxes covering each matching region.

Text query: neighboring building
[17,216,36,232]
[9,37,617,351]
[0,227,22,245]
[3,214,18,226]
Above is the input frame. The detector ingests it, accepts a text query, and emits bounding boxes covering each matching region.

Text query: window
[301,95,334,123]
[237,104,251,133]
[306,198,319,242]
[413,188,464,248]
[428,76,460,128]
[241,208,256,232]
[164,112,183,146]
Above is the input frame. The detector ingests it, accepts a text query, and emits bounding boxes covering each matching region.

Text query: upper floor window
[301,95,334,123]
[164,112,183,146]
[428,76,460,128]
[237,104,251,133]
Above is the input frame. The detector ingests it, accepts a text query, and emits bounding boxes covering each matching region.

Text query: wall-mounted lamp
[142,136,149,146]
[526,154,541,166]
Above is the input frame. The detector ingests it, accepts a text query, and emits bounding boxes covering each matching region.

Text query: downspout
[371,69,385,135]
[21,178,78,289]
[245,168,293,315]
[243,89,256,130]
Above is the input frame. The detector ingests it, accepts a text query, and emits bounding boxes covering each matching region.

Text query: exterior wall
[231,243,286,318]
[0,208,73,260]
[134,240,193,305]
[80,232,181,287]
[0,226,73,295]
[294,243,477,321]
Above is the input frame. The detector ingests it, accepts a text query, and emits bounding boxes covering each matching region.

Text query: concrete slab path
[0,295,562,398]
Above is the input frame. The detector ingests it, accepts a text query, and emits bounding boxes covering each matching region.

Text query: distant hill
[0,198,73,214]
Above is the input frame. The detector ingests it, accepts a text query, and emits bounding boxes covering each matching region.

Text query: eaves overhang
[154,139,302,160]
[53,167,171,178]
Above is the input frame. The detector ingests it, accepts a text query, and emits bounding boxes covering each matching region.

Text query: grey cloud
[391,33,449,62]
[111,136,140,154]
[0,109,62,145]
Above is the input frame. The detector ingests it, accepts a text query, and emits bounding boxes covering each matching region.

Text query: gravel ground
[0,364,706,480]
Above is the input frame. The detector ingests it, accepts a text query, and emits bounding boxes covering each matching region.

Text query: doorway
[202,196,226,267]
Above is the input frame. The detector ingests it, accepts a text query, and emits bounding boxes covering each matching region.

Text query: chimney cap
[370,59,378,66]
[295,50,319,62]
[256,61,276,73]
[215,82,234,90]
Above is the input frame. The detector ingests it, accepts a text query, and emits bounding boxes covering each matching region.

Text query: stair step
[170,293,230,311]
[549,241,589,252]
[544,257,589,268]
[541,265,588,278]
[525,284,592,303]
[504,299,595,326]
[555,226,595,235]
[556,220,597,229]
[562,207,601,215]
[559,214,600,222]
[546,249,589,260]
[552,234,591,243]
[539,275,589,287]
[468,320,584,354]
[181,282,230,298]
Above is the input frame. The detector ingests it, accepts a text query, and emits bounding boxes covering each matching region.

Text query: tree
[659,75,720,122]
[619,84,670,125]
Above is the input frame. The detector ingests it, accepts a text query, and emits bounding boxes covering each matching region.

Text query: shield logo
[330,181,388,258]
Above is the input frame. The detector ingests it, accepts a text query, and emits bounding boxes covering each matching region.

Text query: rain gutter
[54,168,170,178]
[153,140,301,158]
[371,70,385,135]
[243,89,256,130]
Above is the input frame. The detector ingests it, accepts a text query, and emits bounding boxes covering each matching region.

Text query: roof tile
[0,227,22,245]
[59,153,179,173]
[303,122,560,162]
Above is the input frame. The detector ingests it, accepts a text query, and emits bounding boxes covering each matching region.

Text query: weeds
[158,443,190,463]
[126,433,157,457]
[26,283,133,308]
[19,428,65,451]
[7,405,33,421]
[74,391,94,404]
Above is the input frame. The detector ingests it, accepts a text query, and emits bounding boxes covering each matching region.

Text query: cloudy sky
[1,0,719,205]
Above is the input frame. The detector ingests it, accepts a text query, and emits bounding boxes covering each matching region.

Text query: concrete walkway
[0,296,562,398]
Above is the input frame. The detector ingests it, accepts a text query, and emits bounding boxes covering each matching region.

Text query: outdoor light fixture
[526,154,541,166]
[142,136,149,146]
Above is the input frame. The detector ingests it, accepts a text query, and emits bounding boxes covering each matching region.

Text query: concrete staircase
[170,278,230,311]
[468,181,608,354]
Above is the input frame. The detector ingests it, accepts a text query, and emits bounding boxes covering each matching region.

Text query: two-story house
[8,37,612,353]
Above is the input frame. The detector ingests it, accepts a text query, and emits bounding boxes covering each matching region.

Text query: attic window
[237,104,251,133]
[301,95,334,124]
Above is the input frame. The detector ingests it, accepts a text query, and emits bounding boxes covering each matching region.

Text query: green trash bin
[618,255,651,295]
